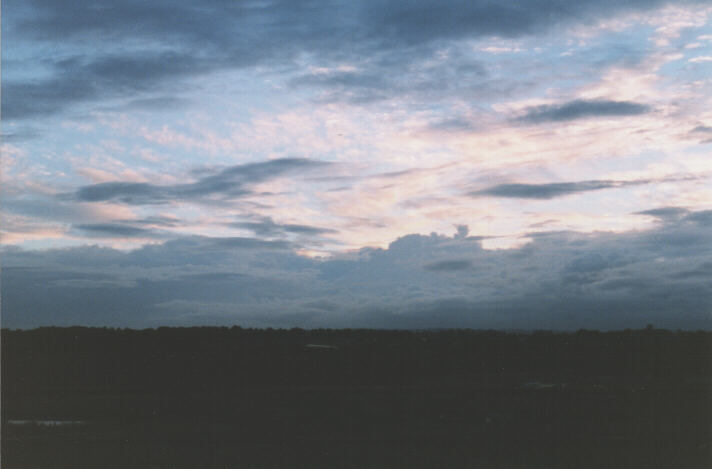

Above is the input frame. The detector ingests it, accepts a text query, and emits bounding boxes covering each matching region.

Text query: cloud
[3,197,102,221]
[635,207,712,227]
[4,0,701,119]
[130,216,182,227]
[75,182,167,205]
[691,125,712,143]
[516,99,651,123]
[2,75,96,121]
[291,71,388,90]
[689,55,712,63]
[73,223,160,238]
[685,210,712,226]
[2,52,224,120]
[4,210,710,329]
[207,237,292,250]
[121,96,190,111]
[4,1,712,329]
[3,52,207,119]
[423,259,472,271]
[360,0,698,47]
[14,0,697,48]
[470,179,651,199]
[229,216,337,237]
[635,207,689,221]
[427,116,478,132]
[74,158,330,205]
[0,128,41,142]
[66,217,184,240]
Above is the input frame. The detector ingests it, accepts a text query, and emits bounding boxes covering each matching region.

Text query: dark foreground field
[3,327,711,468]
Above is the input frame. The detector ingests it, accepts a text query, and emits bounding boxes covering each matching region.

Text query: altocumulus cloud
[2,208,710,330]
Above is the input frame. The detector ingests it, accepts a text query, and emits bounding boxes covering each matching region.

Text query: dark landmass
[2,326,711,468]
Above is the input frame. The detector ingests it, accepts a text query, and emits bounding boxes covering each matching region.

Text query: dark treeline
[3,326,711,393]
[3,326,712,469]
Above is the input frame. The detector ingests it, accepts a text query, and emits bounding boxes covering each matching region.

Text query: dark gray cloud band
[471,179,651,199]
[73,158,330,205]
[516,99,651,124]
[2,52,207,120]
[229,216,337,238]
[74,223,159,238]
[635,207,689,221]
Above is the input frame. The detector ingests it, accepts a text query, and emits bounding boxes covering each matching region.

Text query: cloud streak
[74,223,160,238]
[516,99,651,124]
[229,216,337,237]
[470,179,653,199]
[73,158,330,205]
[2,53,207,120]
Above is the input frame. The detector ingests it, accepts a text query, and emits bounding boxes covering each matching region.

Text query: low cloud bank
[3,208,711,330]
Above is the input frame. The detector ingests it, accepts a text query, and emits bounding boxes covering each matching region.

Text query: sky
[2,0,711,329]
